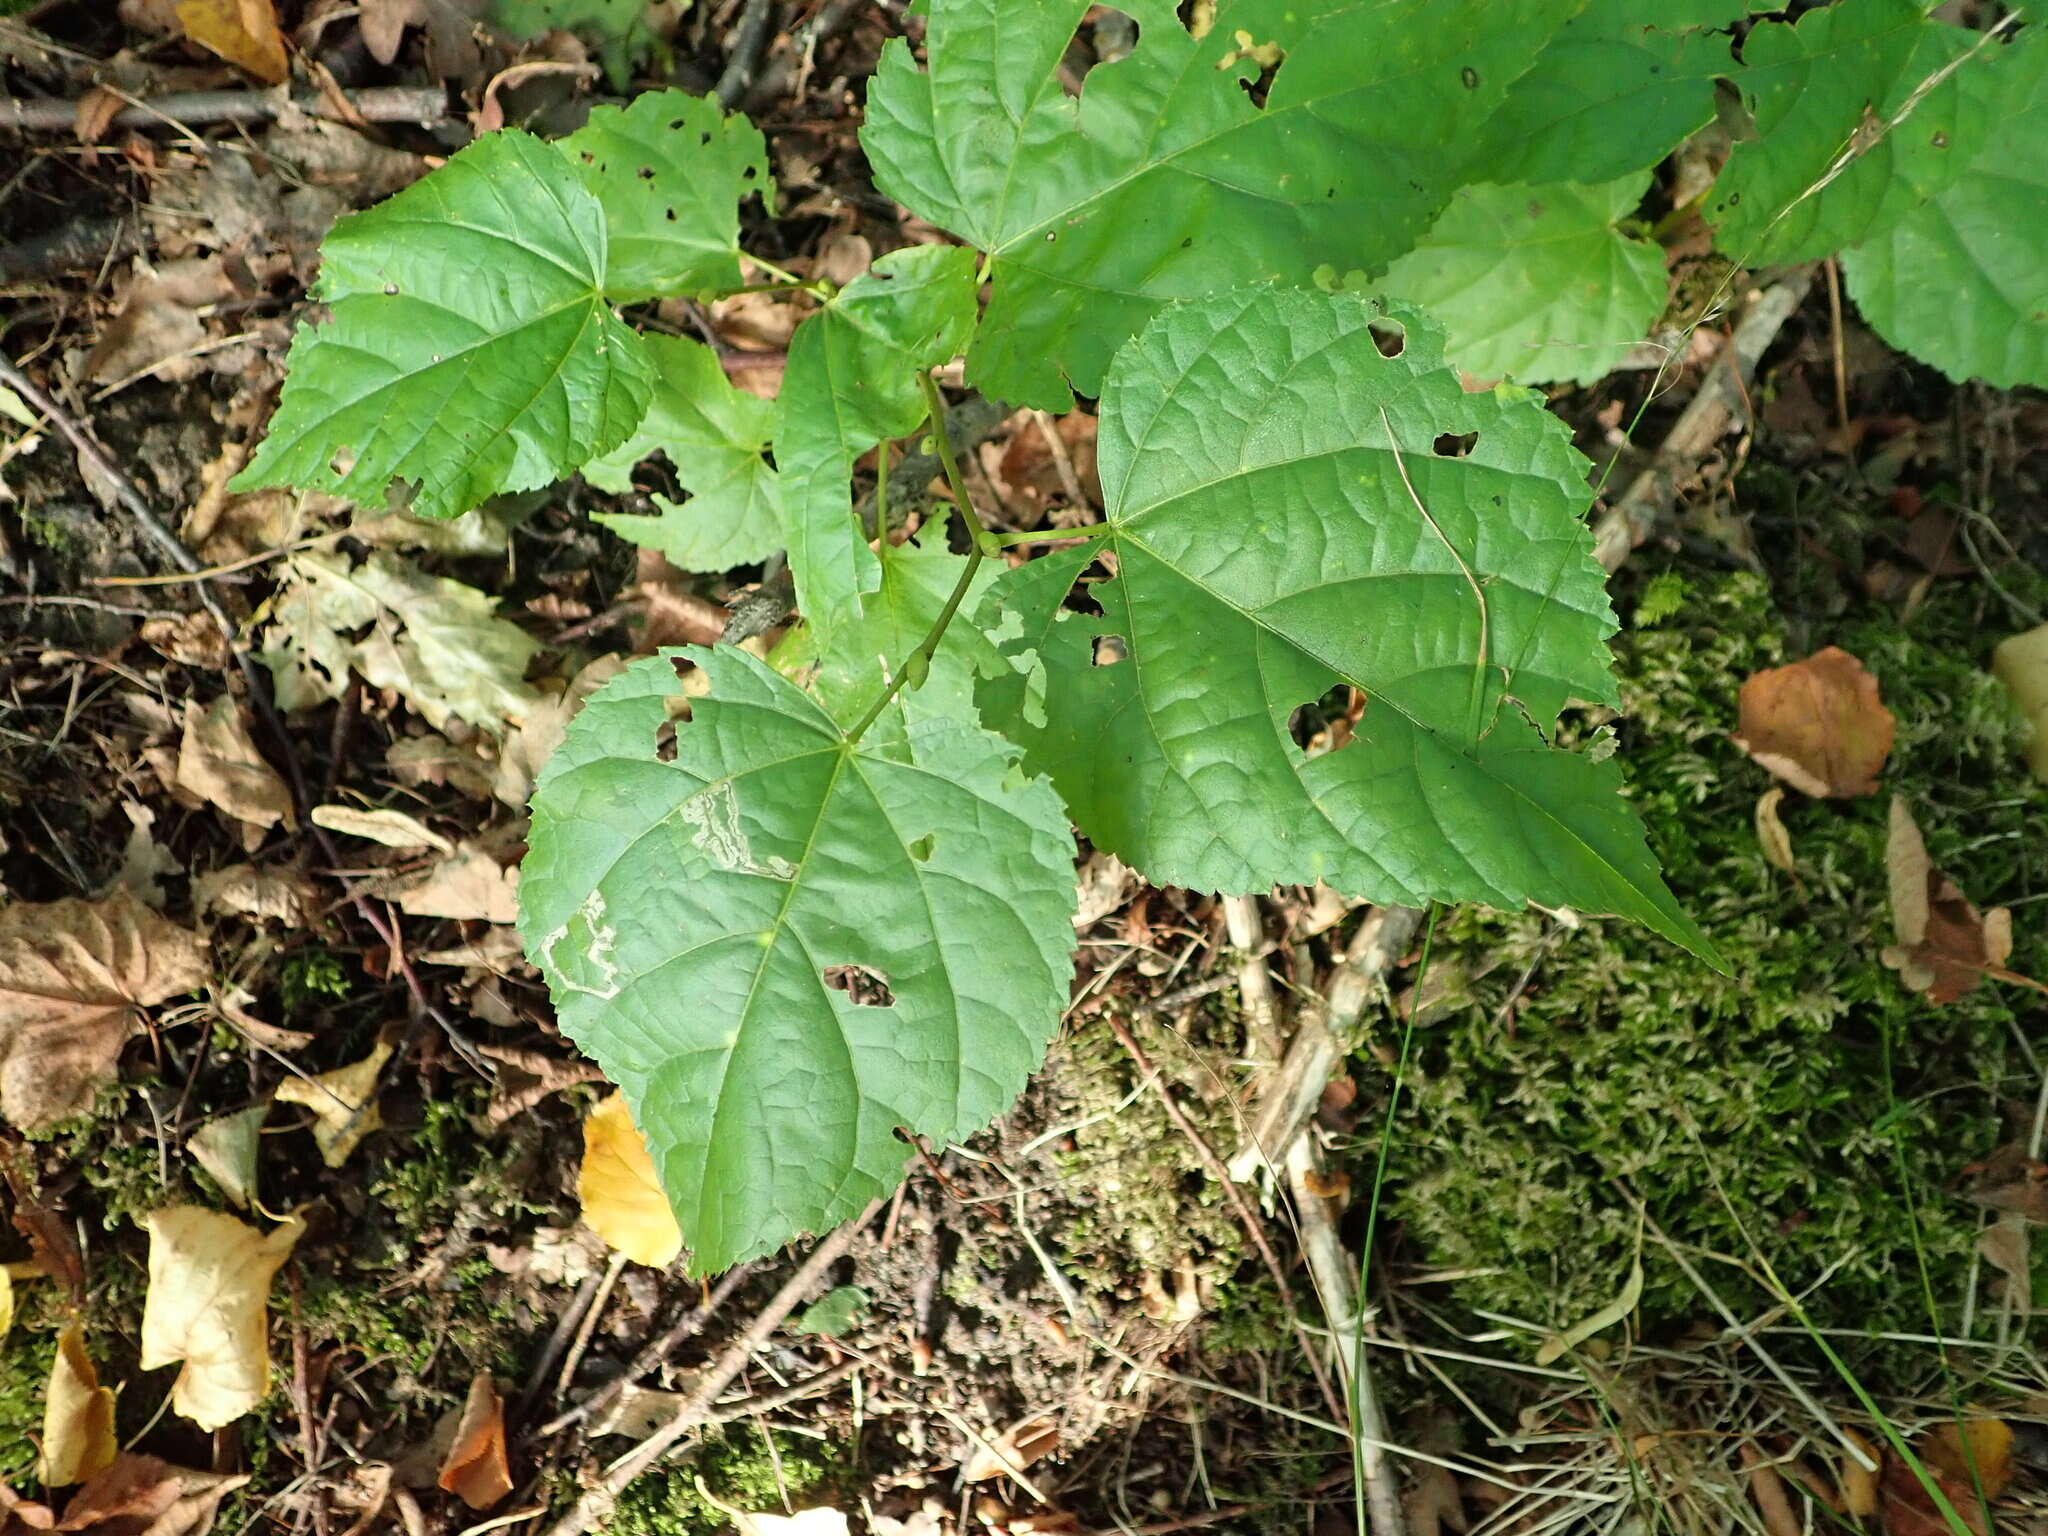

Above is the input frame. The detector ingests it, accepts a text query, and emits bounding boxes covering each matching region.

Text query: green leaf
[862,0,1578,409]
[777,246,979,655]
[1473,0,1742,186]
[560,89,771,302]
[233,130,652,522]
[777,509,1006,730]
[794,1285,870,1335]
[1377,175,1669,386]
[518,647,1078,1270]
[1706,0,1969,265]
[585,334,783,570]
[979,288,1715,963]
[1842,28,2048,388]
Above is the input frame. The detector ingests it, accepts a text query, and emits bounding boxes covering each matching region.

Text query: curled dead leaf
[1881,798,2022,1005]
[39,1324,116,1487]
[579,1093,682,1268]
[139,1206,305,1430]
[1734,646,1894,798]
[2,1454,249,1536]
[1754,787,1796,875]
[438,1372,513,1510]
[274,1042,392,1168]
[176,696,294,845]
[0,889,209,1131]
[962,1412,1059,1484]
[175,0,288,81]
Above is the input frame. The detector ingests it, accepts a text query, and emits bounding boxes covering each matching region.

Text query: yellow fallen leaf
[175,0,287,82]
[0,1265,10,1341]
[40,1323,117,1486]
[1992,623,2048,781]
[1840,1427,1880,1518]
[140,1206,305,1431]
[1922,1418,2015,1499]
[275,1042,392,1168]
[579,1092,682,1267]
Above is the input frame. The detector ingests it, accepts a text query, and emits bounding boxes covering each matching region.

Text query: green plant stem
[995,524,1111,547]
[741,255,807,287]
[842,372,989,745]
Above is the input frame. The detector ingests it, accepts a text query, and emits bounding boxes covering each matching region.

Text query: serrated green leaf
[518,647,1078,1270]
[1378,175,1668,386]
[777,246,979,655]
[795,1285,870,1335]
[560,89,771,302]
[1473,0,1742,185]
[979,287,1714,963]
[585,334,782,569]
[1842,28,2048,387]
[862,0,1578,410]
[1706,0,1970,265]
[233,130,652,522]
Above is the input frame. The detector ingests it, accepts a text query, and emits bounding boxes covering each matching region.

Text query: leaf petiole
[843,371,990,744]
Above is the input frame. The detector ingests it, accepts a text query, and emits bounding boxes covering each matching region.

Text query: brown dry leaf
[140,612,231,670]
[1878,1453,1991,1536]
[1922,1420,2015,1499]
[1841,1429,1882,1520]
[41,1453,248,1536]
[1740,1444,1803,1536]
[387,734,496,800]
[437,1372,513,1510]
[1990,624,2048,782]
[491,655,626,807]
[81,258,239,387]
[0,889,209,1131]
[1881,798,2016,1005]
[1754,787,1796,875]
[139,1206,306,1430]
[2,1145,84,1293]
[39,1324,116,1487]
[274,1042,392,1168]
[579,1092,682,1267]
[476,1044,603,1128]
[962,1413,1060,1484]
[1976,1216,2032,1311]
[371,843,518,924]
[1734,646,1894,797]
[587,1385,689,1442]
[1402,1463,1467,1536]
[176,695,294,845]
[175,0,288,81]
[355,0,482,79]
[1964,1142,2048,1222]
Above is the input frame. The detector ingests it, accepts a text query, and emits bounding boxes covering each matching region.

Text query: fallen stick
[0,83,448,134]
[540,1201,883,1536]
[1590,267,1815,572]
[1227,904,1422,1182]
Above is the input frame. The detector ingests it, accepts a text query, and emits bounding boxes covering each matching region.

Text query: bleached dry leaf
[310,804,451,852]
[140,1206,305,1430]
[175,0,287,81]
[387,734,495,800]
[1753,788,1796,876]
[114,801,180,908]
[694,1481,850,1536]
[0,889,209,1130]
[1734,646,1894,798]
[40,1323,117,1487]
[177,695,294,845]
[259,550,540,736]
[193,863,317,926]
[588,1384,688,1442]
[371,843,518,924]
[490,655,626,807]
[437,1373,513,1511]
[275,1042,392,1168]
[187,1104,268,1211]
[1881,798,2016,1005]
[1991,623,2048,781]
[579,1092,683,1268]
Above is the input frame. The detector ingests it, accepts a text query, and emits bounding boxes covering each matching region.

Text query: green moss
[1389,571,2047,1382]
[1043,1009,1244,1295]
[280,948,354,1016]
[0,1326,56,1484]
[609,1425,848,1536]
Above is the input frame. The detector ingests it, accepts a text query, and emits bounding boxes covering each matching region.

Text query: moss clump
[609,1426,848,1536]
[0,1326,57,1484]
[1041,1009,1244,1296]
[1390,571,2046,1377]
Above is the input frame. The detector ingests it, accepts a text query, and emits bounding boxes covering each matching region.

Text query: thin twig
[0,84,447,133]
[1103,1013,1346,1425]
[541,1201,883,1536]
[714,0,779,110]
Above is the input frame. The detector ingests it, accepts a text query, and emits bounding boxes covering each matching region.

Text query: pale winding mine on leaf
[520,647,1077,1270]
